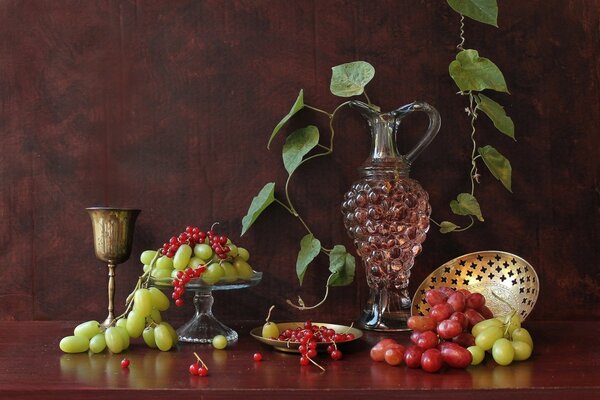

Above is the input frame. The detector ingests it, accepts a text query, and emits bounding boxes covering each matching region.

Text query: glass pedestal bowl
[152,272,262,343]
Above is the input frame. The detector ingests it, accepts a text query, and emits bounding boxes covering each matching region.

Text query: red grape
[452,332,476,347]
[450,311,469,330]
[425,289,448,306]
[479,305,494,319]
[410,331,421,345]
[466,293,486,309]
[464,308,486,328]
[439,342,473,368]
[407,316,436,331]
[384,346,405,366]
[438,287,455,297]
[447,292,466,312]
[429,303,454,323]
[370,338,398,362]
[437,319,463,339]
[404,345,423,369]
[416,330,439,349]
[421,348,444,373]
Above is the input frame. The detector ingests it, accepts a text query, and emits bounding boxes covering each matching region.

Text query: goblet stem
[101,263,116,328]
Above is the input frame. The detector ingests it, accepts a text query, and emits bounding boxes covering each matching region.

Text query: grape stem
[265,305,275,323]
[194,352,208,370]
[307,355,326,372]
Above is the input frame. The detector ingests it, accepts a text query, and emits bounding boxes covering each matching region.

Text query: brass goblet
[86,207,140,327]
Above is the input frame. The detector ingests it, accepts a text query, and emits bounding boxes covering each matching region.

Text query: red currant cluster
[189,352,209,376]
[160,226,230,260]
[281,321,352,365]
[171,266,207,307]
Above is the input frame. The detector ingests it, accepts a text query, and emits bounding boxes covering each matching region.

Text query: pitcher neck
[360,116,410,178]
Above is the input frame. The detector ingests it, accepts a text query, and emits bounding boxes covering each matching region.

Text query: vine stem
[286,274,334,310]
[467,92,479,195]
[457,14,466,50]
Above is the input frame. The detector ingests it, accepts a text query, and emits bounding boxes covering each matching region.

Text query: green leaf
[296,234,321,286]
[328,245,356,287]
[440,221,461,234]
[478,145,512,192]
[450,193,484,222]
[475,94,515,140]
[282,126,319,175]
[449,49,508,93]
[330,61,375,97]
[240,182,275,236]
[267,90,304,150]
[447,0,498,27]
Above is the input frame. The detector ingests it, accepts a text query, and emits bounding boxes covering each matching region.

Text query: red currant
[299,356,309,366]
[175,298,184,307]
[121,359,130,368]
[330,350,343,360]
[189,363,199,375]
[198,367,208,377]
[253,353,263,362]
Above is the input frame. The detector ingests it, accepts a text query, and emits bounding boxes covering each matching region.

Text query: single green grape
[151,268,172,279]
[89,333,106,353]
[154,323,173,351]
[160,321,179,343]
[59,335,89,353]
[467,345,485,365]
[133,288,153,317]
[227,244,239,258]
[492,338,515,366]
[237,247,250,261]
[104,327,124,353]
[187,256,203,269]
[194,243,213,261]
[173,244,193,270]
[202,263,225,285]
[233,258,254,280]
[149,287,170,311]
[116,318,127,329]
[143,264,151,273]
[262,322,279,339]
[115,326,130,349]
[140,250,158,265]
[146,308,162,324]
[126,310,145,338]
[512,328,533,349]
[212,335,227,349]
[471,318,503,337]
[512,340,532,361]
[221,262,238,283]
[475,326,504,351]
[156,255,174,270]
[143,326,157,348]
[73,320,101,340]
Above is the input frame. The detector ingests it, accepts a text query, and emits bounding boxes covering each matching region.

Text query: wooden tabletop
[1,321,599,399]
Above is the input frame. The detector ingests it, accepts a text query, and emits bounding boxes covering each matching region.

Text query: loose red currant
[121,359,130,368]
[175,298,184,307]
[299,356,310,366]
[189,363,199,375]
[253,353,263,362]
[198,367,209,376]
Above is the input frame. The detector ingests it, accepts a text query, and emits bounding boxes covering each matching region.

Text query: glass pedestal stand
[175,272,262,344]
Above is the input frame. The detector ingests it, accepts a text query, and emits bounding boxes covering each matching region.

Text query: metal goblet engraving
[86,207,140,328]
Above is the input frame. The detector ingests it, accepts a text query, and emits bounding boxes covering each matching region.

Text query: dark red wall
[1,0,598,322]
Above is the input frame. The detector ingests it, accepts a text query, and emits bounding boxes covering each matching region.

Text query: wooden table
[1,321,598,399]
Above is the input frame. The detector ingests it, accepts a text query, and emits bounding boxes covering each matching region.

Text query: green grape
[471,318,503,337]
[202,263,225,285]
[221,262,238,283]
[149,287,170,311]
[160,321,179,343]
[512,340,532,361]
[116,318,127,329]
[156,255,174,270]
[237,247,250,261]
[143,326,157,348]
[146,308,162,324]
[492,338,515,366]
[154,323,173,351]
[262,322,279,339]
[475,326,504,351]
[140,250,158,265]
[212,335,227,349]
[233,259,254,280]
[187,257,203,269]
[151,268,172,279]
[59,335,90,353]
[467,345,485,365]
[115,326,130,349]
[89,333,106,353]
[512,328,533,349]
[194,243,213,260]
[104,327,124,353]
[126,310,145,338]
[143,264,151,273]
[133,288,153,317]
[227,244,239,258]
[173,244,193,270]
[73,320,101,340]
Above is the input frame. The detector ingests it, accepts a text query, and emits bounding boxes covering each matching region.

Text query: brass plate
[250,322,363,353]
[411,251,539,321]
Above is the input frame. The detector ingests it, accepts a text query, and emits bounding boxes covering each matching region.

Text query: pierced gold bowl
[411,251,539,321]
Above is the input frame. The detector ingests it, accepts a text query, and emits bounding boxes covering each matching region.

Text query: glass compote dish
[152,272,262,343]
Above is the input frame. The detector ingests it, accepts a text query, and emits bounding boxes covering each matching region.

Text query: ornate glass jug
[341,100,441,330]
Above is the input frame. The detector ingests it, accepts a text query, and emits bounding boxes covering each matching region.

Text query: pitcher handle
[398,101,441,164]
